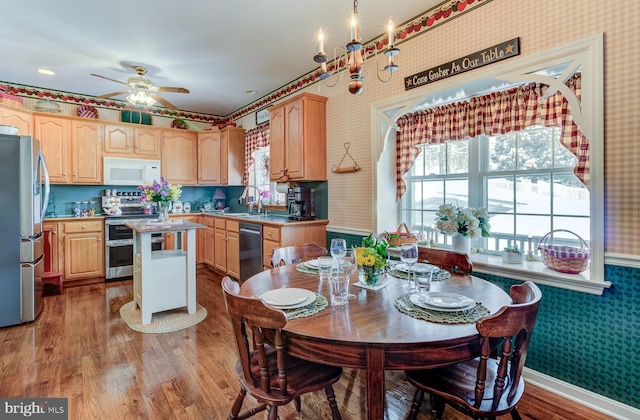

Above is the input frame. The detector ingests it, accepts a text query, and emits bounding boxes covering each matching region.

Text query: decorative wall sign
[404,38,520,91]
[256,108,270,125]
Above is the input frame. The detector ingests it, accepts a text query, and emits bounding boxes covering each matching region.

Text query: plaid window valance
[395,73,587,200]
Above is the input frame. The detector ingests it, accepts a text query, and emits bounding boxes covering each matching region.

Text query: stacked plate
[0,124,19,135]
[35,99,61,113]
[260,288,316,309]
[409,291,476,312]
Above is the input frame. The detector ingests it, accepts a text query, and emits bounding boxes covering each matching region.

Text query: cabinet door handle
[82,225,86,229]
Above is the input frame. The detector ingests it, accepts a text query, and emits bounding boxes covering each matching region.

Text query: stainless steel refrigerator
[0,134,50,327]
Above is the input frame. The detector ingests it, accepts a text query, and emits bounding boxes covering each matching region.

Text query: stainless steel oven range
[103,194,163,280]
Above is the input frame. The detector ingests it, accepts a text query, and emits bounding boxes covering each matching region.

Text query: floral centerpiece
[435,204,491,238]
[259,189,271,205]
[137,177,182,220]
[356,234,389,286]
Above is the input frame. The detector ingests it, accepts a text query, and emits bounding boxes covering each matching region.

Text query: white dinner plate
[260,288,317,309]
[420,291,475,308]
[304,259,319,269]
[409,294,476,312]
[393,262,439,273]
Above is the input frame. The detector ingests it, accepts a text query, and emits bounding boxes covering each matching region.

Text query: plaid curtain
[243,124,270,185]
[395,73,587,199]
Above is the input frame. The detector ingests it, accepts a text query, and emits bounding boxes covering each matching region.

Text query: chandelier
[313,0,399,95]
[126,89,156,107]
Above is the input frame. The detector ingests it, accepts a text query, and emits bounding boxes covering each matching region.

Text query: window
[401,125,590,257]
[247,146,286,206]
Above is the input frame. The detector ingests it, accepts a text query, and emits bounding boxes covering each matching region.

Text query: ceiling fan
[90,65,189,110]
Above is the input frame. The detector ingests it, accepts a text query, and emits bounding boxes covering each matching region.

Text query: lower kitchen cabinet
[42,221,61,274]
[214,218,227,273]
[262,222,328,269]
[226,220,240,279]
[60,219,105,281]
[202,215,216,267]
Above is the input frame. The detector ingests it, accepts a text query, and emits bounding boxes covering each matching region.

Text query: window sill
[469,254,611,295]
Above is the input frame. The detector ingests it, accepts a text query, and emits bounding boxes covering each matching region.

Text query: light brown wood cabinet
[104,124,161,158]
[197,127,245,185]
[268,92,327,182]
[214,218,227,273]
[226,220,240,279]
[34,115,69,183]
[60,219,104,281]
[162,130,198,185]
[70,120,103,184]
[0,105,32,135]
[35,114,103,184]
[42,220,61,274]
[261,221,328,269]
[202,215,216,267]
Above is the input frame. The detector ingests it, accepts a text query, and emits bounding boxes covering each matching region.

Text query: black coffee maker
[287,186,316,220]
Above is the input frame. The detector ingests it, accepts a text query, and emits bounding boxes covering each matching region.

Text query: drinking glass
[330,238,347,261]
[400,243,418,291]
[330,272,350,306]
[317,256,334,281]
[414,264,435,297]
[343,248,357,299]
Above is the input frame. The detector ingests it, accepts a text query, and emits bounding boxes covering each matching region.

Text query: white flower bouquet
[435,204,491,239]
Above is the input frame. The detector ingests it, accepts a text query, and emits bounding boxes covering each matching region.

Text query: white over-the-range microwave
[103,157,161,186]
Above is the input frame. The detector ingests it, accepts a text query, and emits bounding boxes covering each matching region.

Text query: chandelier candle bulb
[387,18,394,47]
[318,31,324,54]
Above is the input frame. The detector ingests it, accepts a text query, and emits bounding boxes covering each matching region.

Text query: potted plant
[501,246,523,264]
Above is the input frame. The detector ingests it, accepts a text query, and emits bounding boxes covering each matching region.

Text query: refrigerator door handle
[35,151,50,222]
[21,253,44,268]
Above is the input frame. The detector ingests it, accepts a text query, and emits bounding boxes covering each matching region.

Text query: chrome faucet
[238,185,262,214]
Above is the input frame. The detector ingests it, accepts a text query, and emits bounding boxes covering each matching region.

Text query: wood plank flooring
[0,269,613,419]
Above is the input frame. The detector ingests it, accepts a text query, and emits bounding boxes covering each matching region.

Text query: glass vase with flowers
[356,234,389,286]
[137,177,182,221]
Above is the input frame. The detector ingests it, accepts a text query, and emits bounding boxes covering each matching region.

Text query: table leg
[365,347,385,420]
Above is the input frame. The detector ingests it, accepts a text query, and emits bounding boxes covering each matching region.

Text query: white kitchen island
[126,219,206,325]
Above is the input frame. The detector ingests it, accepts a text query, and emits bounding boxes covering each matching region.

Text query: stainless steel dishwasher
[239,222,263,282]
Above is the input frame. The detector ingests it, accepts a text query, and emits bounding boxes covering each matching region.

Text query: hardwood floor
[0,269,613,419]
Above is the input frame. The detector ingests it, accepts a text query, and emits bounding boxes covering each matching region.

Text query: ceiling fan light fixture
[126,90,156,107]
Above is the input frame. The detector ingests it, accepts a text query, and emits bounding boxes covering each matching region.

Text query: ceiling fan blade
[90,73,129,86]
[156,87,190,94]
[150,93,177,110]
[97,90,130,98]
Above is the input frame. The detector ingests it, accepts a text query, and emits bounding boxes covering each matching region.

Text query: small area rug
[119,301,207,334]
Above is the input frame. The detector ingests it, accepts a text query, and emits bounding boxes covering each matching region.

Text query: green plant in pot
[501,246,523,263]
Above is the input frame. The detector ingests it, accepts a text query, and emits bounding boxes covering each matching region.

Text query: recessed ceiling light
[37,68,55,76]
[245,89,256,95]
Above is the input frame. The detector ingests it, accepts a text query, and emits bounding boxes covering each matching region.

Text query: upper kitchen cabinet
[197,127,245,185]
[268,92,327,182]
[0,105,32,135]
[162,130,198,185]
[70,120,103,184]
[35,114,103,185]
[104,124,161,158]
[34,114,69,183]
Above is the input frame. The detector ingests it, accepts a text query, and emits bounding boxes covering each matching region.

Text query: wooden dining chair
[417,246,473,274]
[270,242,327,267]
[405,281,542,420]
[221,277,343,420]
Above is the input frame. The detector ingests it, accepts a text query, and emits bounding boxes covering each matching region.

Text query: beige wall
[237,0,639,255]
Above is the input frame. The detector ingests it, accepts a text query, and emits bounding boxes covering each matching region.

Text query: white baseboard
[523,368,640,419]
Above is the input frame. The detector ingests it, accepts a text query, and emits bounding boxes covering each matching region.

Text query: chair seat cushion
[406,358,524,414]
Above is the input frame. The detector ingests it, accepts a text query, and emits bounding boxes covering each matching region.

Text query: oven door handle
[106,239,134,247]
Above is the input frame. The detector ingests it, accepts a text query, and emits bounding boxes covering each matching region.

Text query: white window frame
[371,34,609,294]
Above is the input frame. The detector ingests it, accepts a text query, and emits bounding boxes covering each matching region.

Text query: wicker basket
[538,229,589,274]
[383,223,418,247]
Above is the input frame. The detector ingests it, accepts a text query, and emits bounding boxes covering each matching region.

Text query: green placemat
[282,294,328,320]
[394,293,489,324]
[295,262,319,275]
[387,267,451,281]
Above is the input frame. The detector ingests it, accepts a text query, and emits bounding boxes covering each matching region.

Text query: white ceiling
[0,0,441,117]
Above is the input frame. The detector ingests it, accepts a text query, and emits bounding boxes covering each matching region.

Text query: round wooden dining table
[240,264,512,420]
